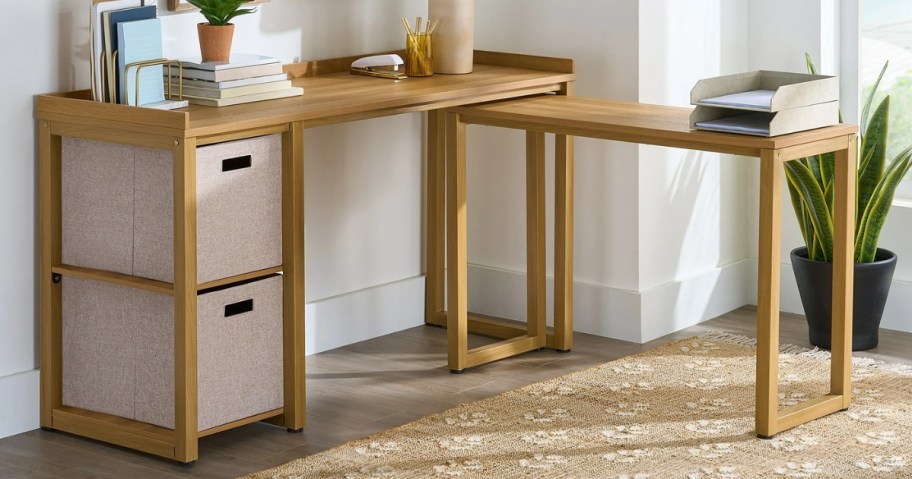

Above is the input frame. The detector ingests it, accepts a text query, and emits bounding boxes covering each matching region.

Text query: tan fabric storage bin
[61,137,135,276]
[61,134,282,284]
[134,134,283,284]
[61,275,283,431]
[62,277,168,419]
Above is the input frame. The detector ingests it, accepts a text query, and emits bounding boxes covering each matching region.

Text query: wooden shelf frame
[37,51,577,462]
[445,95,857,436]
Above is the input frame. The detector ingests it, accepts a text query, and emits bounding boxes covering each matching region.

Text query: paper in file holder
[689,70,839,137]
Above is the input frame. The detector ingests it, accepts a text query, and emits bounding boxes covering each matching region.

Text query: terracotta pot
[197,23,235,62]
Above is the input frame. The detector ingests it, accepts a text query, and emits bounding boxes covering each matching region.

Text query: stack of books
[169,54,303,107]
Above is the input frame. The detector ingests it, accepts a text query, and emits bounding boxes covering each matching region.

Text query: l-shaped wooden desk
[37,51,575,462]
[445,95,858,437]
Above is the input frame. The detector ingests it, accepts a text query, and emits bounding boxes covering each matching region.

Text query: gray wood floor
[2,307,910,478]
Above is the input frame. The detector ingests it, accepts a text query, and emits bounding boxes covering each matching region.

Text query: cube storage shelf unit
[37,50,576,462]
[40,118,298,464]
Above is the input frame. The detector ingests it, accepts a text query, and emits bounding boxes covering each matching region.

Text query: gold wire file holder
[99,52,184,106]
[120,58,185,106]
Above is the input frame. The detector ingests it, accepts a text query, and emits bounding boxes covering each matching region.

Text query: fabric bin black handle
[222,155,252,172]
[225,299,254,317]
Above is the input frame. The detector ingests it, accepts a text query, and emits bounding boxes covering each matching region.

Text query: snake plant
[186,0,256,26]
[786,55,912,263]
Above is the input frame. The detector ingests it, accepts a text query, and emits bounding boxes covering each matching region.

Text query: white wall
[470,0,751,342]
[635,0,752,340]
[0,1,77,439]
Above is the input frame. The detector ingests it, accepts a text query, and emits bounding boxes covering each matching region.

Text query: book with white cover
[186,87,303,107]
[177,53,280,71]
[177,62,284,82]
[168,73,289,90]
[141,99,189,110]
[180,80,293,99]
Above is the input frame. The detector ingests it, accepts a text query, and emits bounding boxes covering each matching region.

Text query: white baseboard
[881,279,912,333]
[638,260,752,342]
[305,275,426,355]
[0,369,39,439]
[467,261,752,343]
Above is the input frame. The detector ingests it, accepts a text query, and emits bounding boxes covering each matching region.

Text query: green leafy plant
[786,54,912,263]
[186,0,256,26]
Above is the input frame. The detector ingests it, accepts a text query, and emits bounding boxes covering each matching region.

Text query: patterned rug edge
[240,330,912,478]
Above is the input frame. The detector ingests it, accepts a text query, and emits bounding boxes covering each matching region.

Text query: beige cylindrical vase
[428,0,474,74]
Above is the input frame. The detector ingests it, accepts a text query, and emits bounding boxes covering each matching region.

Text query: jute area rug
[244,333,912,479]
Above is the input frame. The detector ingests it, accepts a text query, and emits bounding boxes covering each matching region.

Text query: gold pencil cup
[405,33,433,77]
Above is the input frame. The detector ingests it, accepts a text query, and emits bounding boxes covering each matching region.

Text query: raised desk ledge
[36,51,575,139]
[283,50,575,78]
[448,95,857,157]
[37,90,190,132]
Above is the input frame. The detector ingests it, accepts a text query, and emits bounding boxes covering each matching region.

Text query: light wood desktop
[445,95,858,437]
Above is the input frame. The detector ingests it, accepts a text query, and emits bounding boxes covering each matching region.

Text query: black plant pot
[791,247,896,351]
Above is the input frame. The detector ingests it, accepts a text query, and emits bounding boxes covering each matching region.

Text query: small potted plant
[187,0,257,62]
[788,55,912,350]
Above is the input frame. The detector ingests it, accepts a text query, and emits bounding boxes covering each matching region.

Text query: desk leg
[173,137,200,463]
[281,121,306,431]
[446,112,468,372]
[38,122,62,428]
[426,110,447,326]
[552,134,574,351]
[527,132,547,348]
[831,136,857,407]
[755,148,782,438]
[755,136,856,438]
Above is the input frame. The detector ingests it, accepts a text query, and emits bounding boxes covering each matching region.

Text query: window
[860,0,912,198]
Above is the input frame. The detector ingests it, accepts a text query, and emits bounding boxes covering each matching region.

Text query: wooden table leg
[38,121,62,429]
[831,136,857,407]
[552,134,574,351]
[527,132,547,349]
[173,136,200,463]
[446,112,468,372]
[281,121,306,431]
[426,110,447,326]
[755,148,782,438]
[755,135,856,438]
